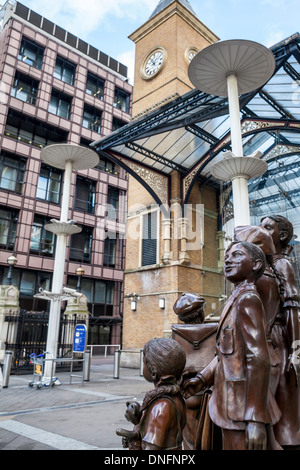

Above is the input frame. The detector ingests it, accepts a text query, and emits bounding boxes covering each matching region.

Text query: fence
[87,344,120,357]
[4,310,82,374]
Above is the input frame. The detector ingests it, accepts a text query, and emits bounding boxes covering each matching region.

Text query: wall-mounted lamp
[75,265,85,292]
[127,292,139,311]
[5,254,18,285]
[159,298,165,309]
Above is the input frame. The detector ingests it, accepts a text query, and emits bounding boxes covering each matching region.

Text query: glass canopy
[92,32,300,286]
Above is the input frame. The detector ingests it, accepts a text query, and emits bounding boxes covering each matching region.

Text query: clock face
[188,50,197,62]
[145,51,164,76]
[185,47,198,65]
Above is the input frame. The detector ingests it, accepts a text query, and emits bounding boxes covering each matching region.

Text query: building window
[36,165,62,204]
[93,280,114,316]
[49,89,72,120]
[0,208,18,250]
[142,212,158,267]
[106,186,121,221]
[67,276,114,316]
[19,270,52,297]
[19,270,52,310]
[86,73,105,100]
[74,176,96,214]
[113,88,130,113]
[54,56,76,85]
[0,152,26,193]
[82,105,102,133]
[69,226,93,263]
[104,232,117,267]
[11,72,39,105]
[30,216,56,257]
[18,37,44,70]
[5,110,68,148]
[0,267,52,311]
[96,156,118,175]
[112,118,127,132]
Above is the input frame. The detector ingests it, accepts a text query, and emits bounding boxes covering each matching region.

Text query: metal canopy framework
[92,33,300,236]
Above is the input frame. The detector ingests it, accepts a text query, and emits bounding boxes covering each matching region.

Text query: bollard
[113,349,120,379]
[83,350,91,381]
[140,349,144,376]
[2,351,12,388]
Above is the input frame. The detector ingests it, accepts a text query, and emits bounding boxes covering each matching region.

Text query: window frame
[30,215,56,257]
[0,207,18,251]
[67,276,115,317]
[36,164,62,204]
[48,89,72,120]
[69,225,93,264]
[4,110,69,149]
[106,186,121,221]
[11,72,39,105]
[18,37,44,70]
[82,105,102,134]
[113,88,130,113]
[0,152,26,194]
[140,209,160,267]
[86,72,105,100]
[74,176,96,214]
[54,56,76,85]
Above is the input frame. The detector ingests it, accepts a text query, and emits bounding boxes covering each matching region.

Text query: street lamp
[40,144,99,382]
[188,39,275,227]
[5,255,17,285]
[76,266,85,292]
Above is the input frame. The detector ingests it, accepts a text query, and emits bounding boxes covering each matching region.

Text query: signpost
[73,324,87,353]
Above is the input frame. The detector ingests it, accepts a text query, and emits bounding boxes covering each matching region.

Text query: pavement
[0,357,153,451]
[0,359,291,462]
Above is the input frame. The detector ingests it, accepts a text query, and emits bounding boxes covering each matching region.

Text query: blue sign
[73,324,87,353]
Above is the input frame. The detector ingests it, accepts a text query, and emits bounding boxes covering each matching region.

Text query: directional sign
[73,324,87,353]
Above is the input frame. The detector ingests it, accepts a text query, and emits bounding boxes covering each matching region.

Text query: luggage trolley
[29,352,45,389]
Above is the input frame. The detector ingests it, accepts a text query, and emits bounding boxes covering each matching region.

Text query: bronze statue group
[116,215,300,451]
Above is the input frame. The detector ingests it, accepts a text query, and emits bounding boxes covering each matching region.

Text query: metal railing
[87,344,120,357]
[113,349,143,379]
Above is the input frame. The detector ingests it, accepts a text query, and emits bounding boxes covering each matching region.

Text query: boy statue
[182,241,282,450]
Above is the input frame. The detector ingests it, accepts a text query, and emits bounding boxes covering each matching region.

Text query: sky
[16,0,300,84]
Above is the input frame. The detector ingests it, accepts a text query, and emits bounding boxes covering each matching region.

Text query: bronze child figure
[116,337,186,450]
[260,215,300,449]
[183,241,282,450]
[172,293,218,450]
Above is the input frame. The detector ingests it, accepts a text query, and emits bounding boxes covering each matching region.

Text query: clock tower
[121,1,221,361]
[129,0,219,117]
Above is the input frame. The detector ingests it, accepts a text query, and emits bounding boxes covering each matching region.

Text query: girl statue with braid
[235,220,300,449]
[260,215,300,449]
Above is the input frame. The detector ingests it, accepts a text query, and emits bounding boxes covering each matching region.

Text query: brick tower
[121,0,222,363]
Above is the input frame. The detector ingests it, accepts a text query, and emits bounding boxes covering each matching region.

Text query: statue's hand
[245,422,267,451]
[181,376,204,399]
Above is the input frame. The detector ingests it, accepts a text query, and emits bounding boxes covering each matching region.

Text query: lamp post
[40,144,99,382]
[4,255,17,285]
[188,40,275,227]
[76,266,85,292]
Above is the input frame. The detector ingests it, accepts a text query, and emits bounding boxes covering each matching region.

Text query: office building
[0,0,133,347]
